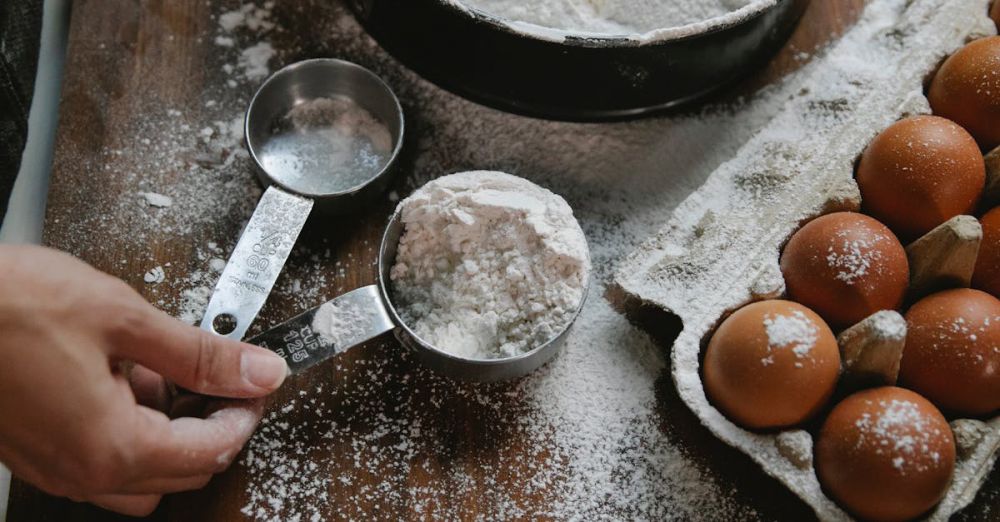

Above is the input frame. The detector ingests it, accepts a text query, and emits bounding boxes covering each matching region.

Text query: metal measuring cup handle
[247,285,396,374]
[199,187,314,340]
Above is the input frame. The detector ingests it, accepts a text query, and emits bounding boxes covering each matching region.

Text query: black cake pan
[349,0,811,121]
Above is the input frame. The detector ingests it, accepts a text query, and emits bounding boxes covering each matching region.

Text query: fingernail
[241,350,288,390]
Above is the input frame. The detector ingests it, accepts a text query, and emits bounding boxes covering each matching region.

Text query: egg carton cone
[982,145,1000,206]
[612,0,998,520]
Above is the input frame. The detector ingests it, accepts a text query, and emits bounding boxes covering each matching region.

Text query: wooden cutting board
[7,0,997,520]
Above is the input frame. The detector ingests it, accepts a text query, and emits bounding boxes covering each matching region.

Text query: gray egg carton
[612,0,999,519]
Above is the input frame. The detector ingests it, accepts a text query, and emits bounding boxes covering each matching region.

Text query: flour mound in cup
[457,0,756,34]
[389,171,590,360]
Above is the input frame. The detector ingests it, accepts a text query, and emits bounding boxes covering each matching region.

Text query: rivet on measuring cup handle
[209,313,239,336]
[199,58,405,340]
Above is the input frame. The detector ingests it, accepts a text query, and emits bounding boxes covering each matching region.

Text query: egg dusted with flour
[929,37,1000,150]
[780,212,909,330]
[703,300,840,430]
[900,288,1000,416]
[816,387,956,522]
[855,116,985,241]
[389,171,590,360]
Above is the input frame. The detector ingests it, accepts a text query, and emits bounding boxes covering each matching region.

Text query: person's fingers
[128,364,172,413]
[85,493,162,517]
[110,307,287,398]
[116,474,213,495]
[132,399,263,477]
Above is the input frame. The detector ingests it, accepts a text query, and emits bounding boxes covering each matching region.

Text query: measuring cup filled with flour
[249,171,591,381]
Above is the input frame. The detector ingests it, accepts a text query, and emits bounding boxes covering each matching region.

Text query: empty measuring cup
[201,58,404,340]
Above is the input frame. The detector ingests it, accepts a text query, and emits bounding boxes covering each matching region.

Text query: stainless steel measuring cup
[201,59,404,341]
[247,210,591,382]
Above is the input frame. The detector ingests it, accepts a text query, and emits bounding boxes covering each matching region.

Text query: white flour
[311,298,373,348]
[389,171,591,359]
[854,398,946,475]
[827,236,885,285]
[143,266,165,285]
[219,2,277,84]
[138,191,173,208]
[458,0,755,33]
[219,2,275,32]
[762,311,817,365]
[238,42,276,81]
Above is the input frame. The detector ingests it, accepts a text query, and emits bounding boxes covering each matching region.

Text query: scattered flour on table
[61,1,351,329]
[238,42,276,81]
[209,257,227,272]
[389,171,591,359]
[456,0,757,34]
[138,191,173,208]
[242,297,753,521]
[143,266,165,285]
[169,241,343,327]
[218,1,277,83]
[219,1,276,32]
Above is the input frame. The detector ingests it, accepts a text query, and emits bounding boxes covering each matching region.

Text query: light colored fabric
[0,2,71,519]
[0,0,69,245]
[0,464,9,521]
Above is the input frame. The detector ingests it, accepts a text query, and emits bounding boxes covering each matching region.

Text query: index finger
[132,398,265,478]
[112,306,287,398]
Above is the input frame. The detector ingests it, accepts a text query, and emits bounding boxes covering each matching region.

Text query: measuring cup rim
[376,209,592,366]
[244,58,406,200]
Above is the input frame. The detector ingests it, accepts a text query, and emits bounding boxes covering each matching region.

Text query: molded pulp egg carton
[613,0,999,520]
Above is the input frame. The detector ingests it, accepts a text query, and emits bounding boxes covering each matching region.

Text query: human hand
[0,245,287,516]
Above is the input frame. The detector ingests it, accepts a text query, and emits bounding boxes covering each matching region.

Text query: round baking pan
[349,0,810,121]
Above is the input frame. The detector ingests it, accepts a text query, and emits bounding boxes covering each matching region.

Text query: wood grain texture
[8,0,998,520]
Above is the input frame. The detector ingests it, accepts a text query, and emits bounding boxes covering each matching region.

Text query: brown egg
[900,288,1000,416]
[929,37,1000,150]
[973,206,1000,297]
[703,300,840,430]
[780,212,909,330]
[856,116,985,241]
[993,2,1000,28]
[817,387,955,522]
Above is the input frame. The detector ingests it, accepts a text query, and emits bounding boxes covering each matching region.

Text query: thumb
[112,307,287,398]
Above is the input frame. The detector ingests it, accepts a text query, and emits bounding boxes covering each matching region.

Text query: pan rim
[438,0,779,46]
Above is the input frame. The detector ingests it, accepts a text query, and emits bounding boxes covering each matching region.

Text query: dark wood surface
[8,0,998,520]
